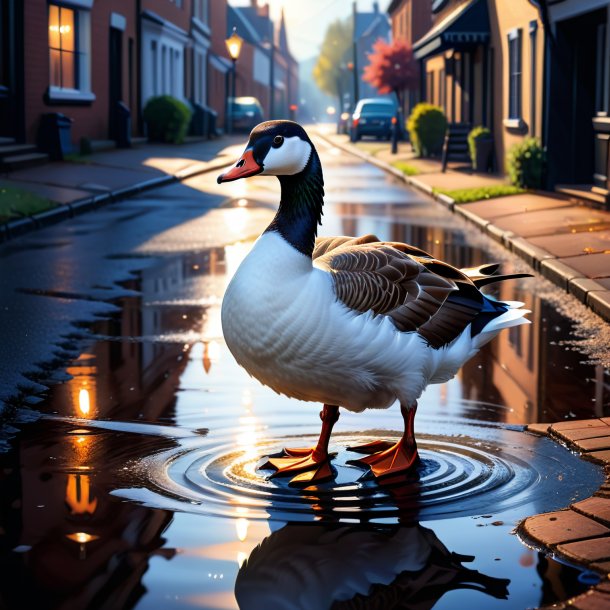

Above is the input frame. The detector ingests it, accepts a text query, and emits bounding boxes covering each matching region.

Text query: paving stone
[572,498,610,526]
[458,193,574,221]
[540,258,585,289]
[551,419,607,431]
[566,589,610,610]
[526,423,551,435]
[586,451,610,465]
[595,580,610,593]
[555,252,610,280]
[591,562,610,575]
[555,427,610,442]
[528,230,610,258]
[577,437,610,452]
[569,278,610,304]
[588,292,610,324]
[522,510,610,545]
[557,537,610,564]
[507,236,555,270]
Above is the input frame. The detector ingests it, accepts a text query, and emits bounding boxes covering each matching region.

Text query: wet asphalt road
[0,131,608,423]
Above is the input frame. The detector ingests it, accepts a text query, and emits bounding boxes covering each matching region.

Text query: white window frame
[504,28,523,129]
[47,2,95,103]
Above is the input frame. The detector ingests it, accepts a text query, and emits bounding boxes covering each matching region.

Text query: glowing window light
[78,388,90,416]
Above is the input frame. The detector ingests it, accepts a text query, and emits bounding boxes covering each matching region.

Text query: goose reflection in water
[235,520,509,610]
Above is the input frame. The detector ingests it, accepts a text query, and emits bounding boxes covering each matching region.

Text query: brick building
[0,0,298,165]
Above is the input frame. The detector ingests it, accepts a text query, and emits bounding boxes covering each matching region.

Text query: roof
[413,0,489,59]
[355,10,389,40]
[235,6,273,43]
[386,0,406,15]
[227,5,262,46]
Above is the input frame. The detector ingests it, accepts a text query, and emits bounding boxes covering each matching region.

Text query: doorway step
[0,139,49,172]
[556,184,609,209]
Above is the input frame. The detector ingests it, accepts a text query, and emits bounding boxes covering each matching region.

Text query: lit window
[49,5,77,89]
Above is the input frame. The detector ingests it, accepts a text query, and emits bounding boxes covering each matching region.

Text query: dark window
[596,22,606,113]
[508,29,522,119]
[49,4,77,89]
[529,21,537,134]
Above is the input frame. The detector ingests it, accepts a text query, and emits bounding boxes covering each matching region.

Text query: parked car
[350,98,397,142]
[229,97,264,132]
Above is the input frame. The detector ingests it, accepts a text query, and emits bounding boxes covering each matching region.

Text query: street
[0,130,609,609]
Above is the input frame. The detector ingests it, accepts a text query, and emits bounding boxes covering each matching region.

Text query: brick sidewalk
[315,128,610,324]
[523,420,610,608]
[0,135,243,241]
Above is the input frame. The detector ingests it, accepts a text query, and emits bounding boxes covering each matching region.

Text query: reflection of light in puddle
[78,389,90,415]
[235,518,249,542]
[225,242,253,279]
[224,207,249,234]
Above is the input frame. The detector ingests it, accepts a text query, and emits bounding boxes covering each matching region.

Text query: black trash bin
[206,108,218,138]
[189,102,208,138]
[115,101,131,148]
[37,113,73,160]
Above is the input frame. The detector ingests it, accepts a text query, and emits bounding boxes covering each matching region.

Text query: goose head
[217,120,316,183]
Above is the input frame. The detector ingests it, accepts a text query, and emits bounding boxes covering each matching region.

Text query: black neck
[264,151,324,257]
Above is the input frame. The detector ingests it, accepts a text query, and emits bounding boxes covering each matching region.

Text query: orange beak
[217,149,263,183]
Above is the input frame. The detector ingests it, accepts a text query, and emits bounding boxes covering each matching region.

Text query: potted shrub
[143,95,193,144]
[507,137,546,189]
[467,126,493,172]
[406,103,447,157]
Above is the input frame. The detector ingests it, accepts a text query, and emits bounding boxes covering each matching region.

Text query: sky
[231,0,385,61]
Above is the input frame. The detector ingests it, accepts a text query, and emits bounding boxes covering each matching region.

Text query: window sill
[503,117,526,131]
[46,87,96,105]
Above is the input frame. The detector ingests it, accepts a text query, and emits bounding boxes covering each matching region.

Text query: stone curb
[521,419,610,608]
[0,158,231,243]
[315,130,610,324]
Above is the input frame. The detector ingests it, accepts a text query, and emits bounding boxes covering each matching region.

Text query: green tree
[312,18,353,107]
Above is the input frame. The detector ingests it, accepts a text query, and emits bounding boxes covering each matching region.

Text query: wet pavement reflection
[1,137,609,609]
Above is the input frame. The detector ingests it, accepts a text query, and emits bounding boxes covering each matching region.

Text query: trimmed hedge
[507,137,546,189]
[143,95,192,144]
[407,103,447,157]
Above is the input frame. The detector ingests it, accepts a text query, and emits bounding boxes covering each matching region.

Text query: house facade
[1,0,297,157]
[403,0,609,204]
[387,0,432,115]
[18,0,139,145]
[227,1,298,121]
[543,0,610,205]
[353,2,392,102]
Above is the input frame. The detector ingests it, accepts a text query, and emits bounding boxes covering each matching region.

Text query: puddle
[1,149,609,609]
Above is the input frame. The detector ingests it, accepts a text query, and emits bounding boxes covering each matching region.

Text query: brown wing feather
[316,242,461,336]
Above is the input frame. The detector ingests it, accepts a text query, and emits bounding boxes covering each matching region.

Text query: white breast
[221,232,438,411]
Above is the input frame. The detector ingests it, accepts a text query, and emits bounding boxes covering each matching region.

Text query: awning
[413,0,490,60]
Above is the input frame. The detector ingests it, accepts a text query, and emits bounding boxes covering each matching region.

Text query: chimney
[373,1,379,13]
[250,0,257,7]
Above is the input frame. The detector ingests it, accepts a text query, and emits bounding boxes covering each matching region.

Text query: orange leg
[261,405,339,486]
[349,402,419,479]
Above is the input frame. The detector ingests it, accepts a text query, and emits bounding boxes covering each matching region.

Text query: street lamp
[225,27,243,135]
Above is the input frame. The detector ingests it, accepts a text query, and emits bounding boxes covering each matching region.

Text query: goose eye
[272,135,284,148]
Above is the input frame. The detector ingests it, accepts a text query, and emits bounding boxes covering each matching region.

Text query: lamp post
[225,27,243,135]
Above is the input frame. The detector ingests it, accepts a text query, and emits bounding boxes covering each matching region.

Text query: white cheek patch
[261,136,312,176]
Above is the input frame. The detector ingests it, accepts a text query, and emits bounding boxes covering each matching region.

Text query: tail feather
[472,272,532,288]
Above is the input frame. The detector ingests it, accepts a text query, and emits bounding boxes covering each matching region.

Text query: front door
[0,0,24,141]
[108,26,123,141]
[548,8,606,187]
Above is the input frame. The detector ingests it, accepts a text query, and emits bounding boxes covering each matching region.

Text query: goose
[235,521,510,610]
[217,120,531,486]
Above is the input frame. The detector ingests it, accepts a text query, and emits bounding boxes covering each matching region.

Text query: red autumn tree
[363,38,419,110]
